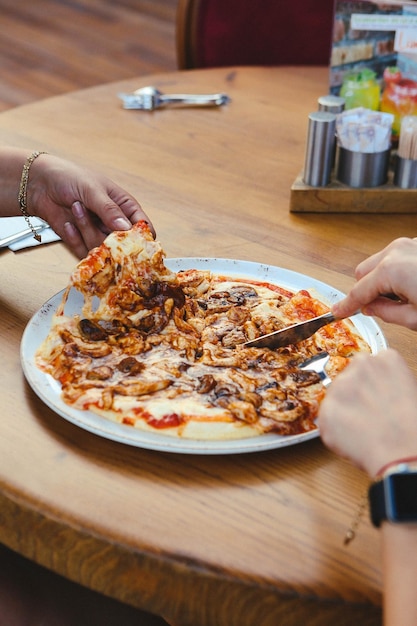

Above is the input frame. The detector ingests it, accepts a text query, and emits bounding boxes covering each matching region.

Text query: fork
[299,352,331,387]
[119,86,230,110]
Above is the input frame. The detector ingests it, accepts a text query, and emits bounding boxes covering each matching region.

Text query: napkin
[0,216,61,251]
[336,107,394,153]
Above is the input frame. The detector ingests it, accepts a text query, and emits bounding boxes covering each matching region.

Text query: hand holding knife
[244,293,401,349]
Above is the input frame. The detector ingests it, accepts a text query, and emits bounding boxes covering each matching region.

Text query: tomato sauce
[147,413,185,429]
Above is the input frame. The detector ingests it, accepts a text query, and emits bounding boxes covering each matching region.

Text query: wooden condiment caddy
[290,156,417,214]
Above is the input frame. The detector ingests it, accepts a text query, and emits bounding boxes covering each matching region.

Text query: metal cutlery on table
[0,221,49,248]
[119,86,230,111]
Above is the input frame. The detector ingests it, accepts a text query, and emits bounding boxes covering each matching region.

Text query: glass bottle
[340,69,380,111]
[380,67,417,139]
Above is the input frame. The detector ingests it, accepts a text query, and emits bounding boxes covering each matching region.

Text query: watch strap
[368,480,386,528]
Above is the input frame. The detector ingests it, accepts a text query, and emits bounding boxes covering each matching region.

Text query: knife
[243,311,343,349]
[0,222,49,248]
[244,292,403,350]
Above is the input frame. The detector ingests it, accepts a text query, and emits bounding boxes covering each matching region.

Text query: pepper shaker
[303,111,336,187]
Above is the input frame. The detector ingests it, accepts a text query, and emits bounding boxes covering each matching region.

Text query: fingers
[364,301,417,329]
[318,352,371,459]
[354,246,389,280]
[319,349,417,477]
[104,190,156,237]
[62,221,88,259]
[76,175,155,235]
[100,199,155,237]
[332,274,397,319]
[332,273,384,318]
[72,201,108,251]
[94,203,132,232]
[333,288,417,329]
[333,237,417,324]
[63,197,155,259]
[354,237,416,279]
[61,202,108,259]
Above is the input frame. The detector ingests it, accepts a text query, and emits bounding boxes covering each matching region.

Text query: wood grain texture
[0,0,177,112]
[291,171,417,213]
[1,65,415,625]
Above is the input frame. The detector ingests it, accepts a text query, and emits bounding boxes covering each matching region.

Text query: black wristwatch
[368,463,417,527]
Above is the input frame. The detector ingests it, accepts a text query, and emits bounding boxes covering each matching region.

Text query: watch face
[386,473,417,522]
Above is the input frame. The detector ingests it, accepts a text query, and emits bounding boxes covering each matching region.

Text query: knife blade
[243,292,402,350]
[243,311,341,349]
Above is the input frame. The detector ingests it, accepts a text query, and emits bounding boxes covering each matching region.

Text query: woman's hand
[318,349,417,478]
[28,154,155,258]
[332,238,417,330]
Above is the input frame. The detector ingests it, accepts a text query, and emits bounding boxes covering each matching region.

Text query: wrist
[17,151,49,242]
[23,151,49,217]
[366,452,417,481]
[375,456,417,479]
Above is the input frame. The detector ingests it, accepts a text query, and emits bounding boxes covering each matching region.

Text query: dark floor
[0,543,170,626]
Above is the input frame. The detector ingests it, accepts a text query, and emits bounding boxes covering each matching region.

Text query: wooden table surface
[0,66,416,626]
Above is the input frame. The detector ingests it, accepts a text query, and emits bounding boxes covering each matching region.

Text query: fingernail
[113,217,132,230]
[63,221,78,237]
[72,201,86,219]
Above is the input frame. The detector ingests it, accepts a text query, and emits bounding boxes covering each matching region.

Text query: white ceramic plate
[20,258,387,455]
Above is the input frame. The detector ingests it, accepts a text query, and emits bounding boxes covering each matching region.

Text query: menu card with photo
[331,0,417,88]
[331,0,417,137]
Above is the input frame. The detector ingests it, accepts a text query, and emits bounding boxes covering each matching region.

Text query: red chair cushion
[195,0,335,67]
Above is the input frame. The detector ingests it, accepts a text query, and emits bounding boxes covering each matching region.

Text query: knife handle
[0,223,47,247]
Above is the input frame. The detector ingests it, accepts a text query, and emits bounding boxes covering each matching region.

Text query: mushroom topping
[117,357,144,375]
[196,374,216,394]
[86,366,113,381]
[79,319,107,342]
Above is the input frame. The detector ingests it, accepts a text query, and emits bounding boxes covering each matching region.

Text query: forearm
[382,524,417,626]
[0,147,34,216]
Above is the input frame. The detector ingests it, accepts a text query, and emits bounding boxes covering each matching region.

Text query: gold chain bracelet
[17,151,48,242]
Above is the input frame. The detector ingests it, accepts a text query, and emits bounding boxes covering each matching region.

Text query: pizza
[35,221,370,440]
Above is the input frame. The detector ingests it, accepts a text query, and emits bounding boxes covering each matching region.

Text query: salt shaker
[303,111,336,187]
[318,95,345,114]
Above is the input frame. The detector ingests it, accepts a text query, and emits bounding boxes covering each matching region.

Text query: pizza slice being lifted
[36,221,370,440]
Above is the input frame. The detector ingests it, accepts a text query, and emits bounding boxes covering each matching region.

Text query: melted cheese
[36,222,371,440]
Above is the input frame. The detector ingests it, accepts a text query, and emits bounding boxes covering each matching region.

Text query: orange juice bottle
[381,67,417,139]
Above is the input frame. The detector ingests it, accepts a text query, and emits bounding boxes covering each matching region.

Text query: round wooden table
[1,66,415,626]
